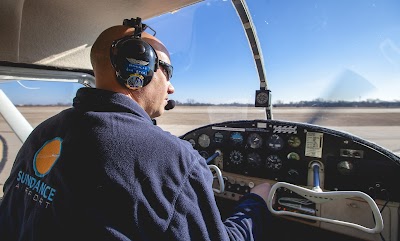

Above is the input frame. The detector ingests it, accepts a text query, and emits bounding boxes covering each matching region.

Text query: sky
[1,0,400,105]
[148,0,400,104]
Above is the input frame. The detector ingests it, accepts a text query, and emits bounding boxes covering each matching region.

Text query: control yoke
[266,163,384,234]
[207,150,225,194]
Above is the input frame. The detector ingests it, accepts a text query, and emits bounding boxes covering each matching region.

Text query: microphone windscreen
[165,99,176,110]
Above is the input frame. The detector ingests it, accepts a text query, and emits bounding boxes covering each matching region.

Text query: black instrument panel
[180,119,400,202]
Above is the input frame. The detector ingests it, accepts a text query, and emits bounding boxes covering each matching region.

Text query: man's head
[90,25,174,118]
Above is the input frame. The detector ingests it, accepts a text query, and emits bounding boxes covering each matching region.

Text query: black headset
[110,17,159,90]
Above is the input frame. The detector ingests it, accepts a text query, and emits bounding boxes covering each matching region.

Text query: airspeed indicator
[247,133,263,149]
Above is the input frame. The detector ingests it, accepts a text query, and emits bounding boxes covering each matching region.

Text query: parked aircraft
[1,0,399,240]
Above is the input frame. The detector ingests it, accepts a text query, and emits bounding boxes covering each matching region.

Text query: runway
[1,106,400,197]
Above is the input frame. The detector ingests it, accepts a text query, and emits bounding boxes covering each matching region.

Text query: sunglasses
[158,60,173,80]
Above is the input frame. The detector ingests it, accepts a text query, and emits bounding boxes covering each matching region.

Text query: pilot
[0,23,272,240]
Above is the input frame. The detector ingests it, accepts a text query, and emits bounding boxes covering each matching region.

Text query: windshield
[152,0,400,155]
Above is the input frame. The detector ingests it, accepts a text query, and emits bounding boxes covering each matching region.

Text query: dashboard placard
[305,132,323,158]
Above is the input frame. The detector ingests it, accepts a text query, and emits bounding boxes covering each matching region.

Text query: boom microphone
[165,99,175,110]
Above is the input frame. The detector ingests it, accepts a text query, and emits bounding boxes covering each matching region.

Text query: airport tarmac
[1,106,400,197]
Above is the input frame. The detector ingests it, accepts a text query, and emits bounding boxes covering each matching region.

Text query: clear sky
[1,0,399,105]
[148,0,400,104]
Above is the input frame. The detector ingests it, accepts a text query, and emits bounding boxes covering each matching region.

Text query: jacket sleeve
[165,156,272,241]
[224,193,273,240]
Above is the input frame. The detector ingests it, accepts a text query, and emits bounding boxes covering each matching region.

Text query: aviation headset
[110,17,160,90]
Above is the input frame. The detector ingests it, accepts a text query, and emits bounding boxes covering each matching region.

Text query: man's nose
[168,82,175,94]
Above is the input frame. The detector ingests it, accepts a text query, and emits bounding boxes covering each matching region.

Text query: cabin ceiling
[0,0,202,71]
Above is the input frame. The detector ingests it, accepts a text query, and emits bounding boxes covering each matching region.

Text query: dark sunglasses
[158,60,173,80]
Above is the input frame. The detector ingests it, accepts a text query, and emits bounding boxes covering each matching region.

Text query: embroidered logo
[33,137,62,177]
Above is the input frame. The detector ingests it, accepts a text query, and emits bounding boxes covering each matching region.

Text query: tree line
[177,99,400,108]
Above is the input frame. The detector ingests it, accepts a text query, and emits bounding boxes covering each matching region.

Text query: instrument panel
[180,119,400,202]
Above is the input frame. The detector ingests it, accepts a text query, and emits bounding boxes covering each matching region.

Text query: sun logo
[127,73,144,88]
[33,137,62,178]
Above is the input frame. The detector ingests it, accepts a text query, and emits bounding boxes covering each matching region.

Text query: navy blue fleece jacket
[0,87,271,241]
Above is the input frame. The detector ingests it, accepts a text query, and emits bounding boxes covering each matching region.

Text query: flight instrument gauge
[337,160,354,175]
[247,133,263,149]
[266,154,283,170]
[255,90,270,107]
[287,152,300,161]
[267,134,284,151]
[229,150,243,165]
[213,132,224,143]
[199,151,209,159]
[188,139,196,147]
[198,134,211,148]
[230,132,244,145]
[247,152,262,168]
[288,135,301,148]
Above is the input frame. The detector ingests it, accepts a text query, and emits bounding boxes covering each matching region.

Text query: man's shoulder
[29,107,75,132]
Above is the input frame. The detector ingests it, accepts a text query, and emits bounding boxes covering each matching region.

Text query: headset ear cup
[110,36,159,90]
